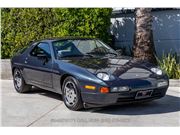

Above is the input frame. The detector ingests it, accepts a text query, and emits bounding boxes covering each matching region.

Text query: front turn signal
[85,85,96,90]
[100,87,109,93]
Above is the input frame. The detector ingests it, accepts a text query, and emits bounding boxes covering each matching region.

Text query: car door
[23,42,53,88]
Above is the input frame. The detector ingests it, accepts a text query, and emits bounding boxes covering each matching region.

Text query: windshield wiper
[59,54,93,58]
[105,52,118,56]
[83,54,94,57]
[59,54,84,58]
[87,51,118,56]
[86,52,97,55]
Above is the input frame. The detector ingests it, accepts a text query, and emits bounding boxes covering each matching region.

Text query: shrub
[158,53,180,79]
[1,8,112,58]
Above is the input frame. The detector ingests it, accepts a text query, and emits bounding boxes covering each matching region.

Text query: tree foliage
[1,8,112,58]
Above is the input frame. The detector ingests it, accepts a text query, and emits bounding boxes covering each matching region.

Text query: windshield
[52,39,117,59]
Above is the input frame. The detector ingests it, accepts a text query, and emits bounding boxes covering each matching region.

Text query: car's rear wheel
[62,76,83,111]
[13,68,31,93]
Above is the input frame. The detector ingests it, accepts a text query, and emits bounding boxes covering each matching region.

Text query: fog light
[157,81,168,87]
[111,86,129,92]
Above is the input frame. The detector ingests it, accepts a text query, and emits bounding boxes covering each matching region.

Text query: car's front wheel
[13,68,31,93]
[62,76,83,111]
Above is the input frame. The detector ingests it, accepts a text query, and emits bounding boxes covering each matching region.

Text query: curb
[1,59,12,80]
[169,79,180,87]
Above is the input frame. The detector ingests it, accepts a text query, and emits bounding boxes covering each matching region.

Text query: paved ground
[1,80,180,127]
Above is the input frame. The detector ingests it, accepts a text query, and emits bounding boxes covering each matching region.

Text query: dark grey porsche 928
[11,37,169,111]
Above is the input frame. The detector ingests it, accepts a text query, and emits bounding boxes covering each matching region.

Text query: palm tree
[133,8,157,65]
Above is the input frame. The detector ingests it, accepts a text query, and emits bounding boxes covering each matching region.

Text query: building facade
[110,8,180,59]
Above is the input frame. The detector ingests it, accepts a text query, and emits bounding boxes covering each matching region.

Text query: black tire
[62,76,83,111]
[13,68,31,93]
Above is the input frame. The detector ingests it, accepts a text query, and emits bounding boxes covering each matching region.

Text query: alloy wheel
[14,70,22,90]
[64,81,78,106]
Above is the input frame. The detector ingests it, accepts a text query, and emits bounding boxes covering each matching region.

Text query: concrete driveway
[1,80,180,127]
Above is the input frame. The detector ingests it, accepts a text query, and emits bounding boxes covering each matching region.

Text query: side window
[30,42,51,58]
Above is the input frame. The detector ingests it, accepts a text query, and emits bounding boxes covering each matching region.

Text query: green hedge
[158,53,180,79]
[1,8,112,58]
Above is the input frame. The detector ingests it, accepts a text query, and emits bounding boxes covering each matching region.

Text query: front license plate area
[135,90,153,99]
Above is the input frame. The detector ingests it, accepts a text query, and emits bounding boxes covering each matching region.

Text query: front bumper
[81,86,168,108]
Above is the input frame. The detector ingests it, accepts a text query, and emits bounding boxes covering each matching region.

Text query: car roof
[30,37,97,45]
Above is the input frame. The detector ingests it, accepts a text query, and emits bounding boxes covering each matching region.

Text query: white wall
[110,9,180,58]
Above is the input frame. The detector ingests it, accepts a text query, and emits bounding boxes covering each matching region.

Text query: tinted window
[52,39,117,59]
[30,42,51,58]
[76,40,104,54]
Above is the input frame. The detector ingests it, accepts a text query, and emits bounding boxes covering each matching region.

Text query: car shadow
[25,87,180,115]
[89,94,180,115]
[25,87,63,101]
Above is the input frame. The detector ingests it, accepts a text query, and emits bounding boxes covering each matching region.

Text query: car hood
[61,56,155,79]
